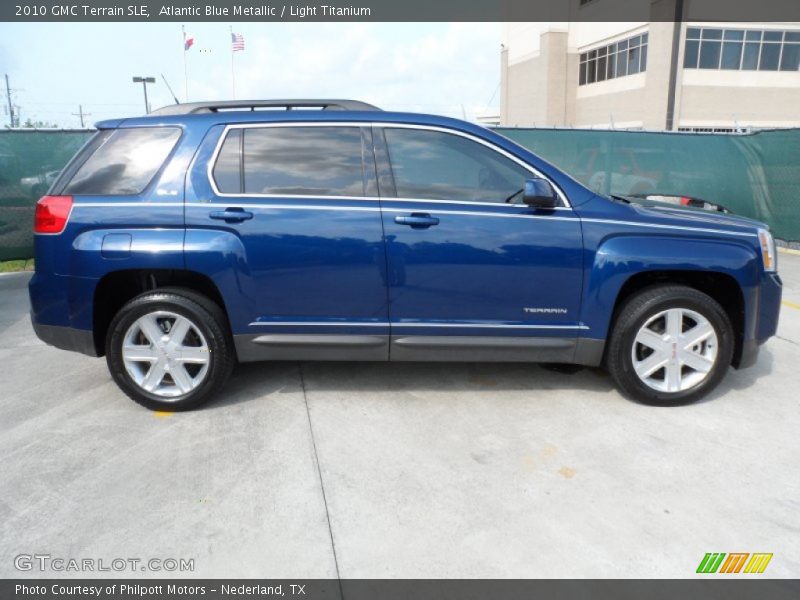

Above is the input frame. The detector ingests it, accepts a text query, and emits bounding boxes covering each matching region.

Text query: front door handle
[209,208,254,223]
[394,213,440,229]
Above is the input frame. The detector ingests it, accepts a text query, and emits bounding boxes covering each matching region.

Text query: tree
[22,118,59,128]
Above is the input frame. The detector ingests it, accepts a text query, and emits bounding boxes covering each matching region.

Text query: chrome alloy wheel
[631,308,719,393]
[121,311,210,398]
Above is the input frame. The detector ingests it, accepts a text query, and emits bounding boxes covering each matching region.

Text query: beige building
[501,20,800,130]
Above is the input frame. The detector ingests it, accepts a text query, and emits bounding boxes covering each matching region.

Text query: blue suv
[29,100,782,410]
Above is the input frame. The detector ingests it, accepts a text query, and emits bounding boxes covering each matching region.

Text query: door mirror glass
[523,178,559,208]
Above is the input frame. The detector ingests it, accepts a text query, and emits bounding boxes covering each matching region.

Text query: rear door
[375,125,585,362]
[185,122,389,360]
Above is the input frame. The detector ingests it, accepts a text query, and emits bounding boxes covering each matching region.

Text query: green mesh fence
[497,127,800,242]
[0,130,93,261]
[0,128,798,262]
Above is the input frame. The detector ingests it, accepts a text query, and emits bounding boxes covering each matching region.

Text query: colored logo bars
[697,553,773,574]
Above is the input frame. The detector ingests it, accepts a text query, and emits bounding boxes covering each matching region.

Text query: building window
[579,32,648,86]
[677,126,751,134]
[684,27,800,71]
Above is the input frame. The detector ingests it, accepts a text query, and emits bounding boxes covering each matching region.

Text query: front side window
[383,128,534,204]
[63,127,181,195]
[212,126,369,196]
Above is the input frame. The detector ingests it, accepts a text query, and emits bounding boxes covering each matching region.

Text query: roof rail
[150,99,381,116]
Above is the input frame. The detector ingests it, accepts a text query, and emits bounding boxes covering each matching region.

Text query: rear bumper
[31,320,99,357]
[29,270,99,356]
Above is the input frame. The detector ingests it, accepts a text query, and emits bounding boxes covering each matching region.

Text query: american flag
[231,32,245,52]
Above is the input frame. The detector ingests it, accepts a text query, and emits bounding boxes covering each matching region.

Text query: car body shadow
[212,348,774,410]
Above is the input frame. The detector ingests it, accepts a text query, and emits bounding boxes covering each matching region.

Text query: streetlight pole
[132,76,156,114]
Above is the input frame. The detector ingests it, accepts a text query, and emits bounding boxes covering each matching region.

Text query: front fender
[582,234,760,340]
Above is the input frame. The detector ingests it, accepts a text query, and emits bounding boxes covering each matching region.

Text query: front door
[375,125,584,361]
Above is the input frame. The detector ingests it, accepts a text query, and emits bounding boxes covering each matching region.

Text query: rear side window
[62,127,181,195]
[212,126,371,197]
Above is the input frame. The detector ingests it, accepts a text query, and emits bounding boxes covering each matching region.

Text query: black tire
[105,287,235,411]
[606,284,734,406]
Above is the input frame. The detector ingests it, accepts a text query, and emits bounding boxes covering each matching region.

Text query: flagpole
[182,25,189,101]
[230,26,236,99]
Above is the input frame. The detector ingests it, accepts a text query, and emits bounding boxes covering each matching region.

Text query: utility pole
[71,104,90,128]
[4,74,15,128]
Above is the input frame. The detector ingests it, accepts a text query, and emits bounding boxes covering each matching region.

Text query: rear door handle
[209,208,254,223]
[394,213,440,229]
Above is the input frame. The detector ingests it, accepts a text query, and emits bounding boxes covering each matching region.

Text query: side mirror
[523,178,559,209]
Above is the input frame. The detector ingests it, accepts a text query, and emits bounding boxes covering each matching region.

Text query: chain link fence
[1,127,798,262]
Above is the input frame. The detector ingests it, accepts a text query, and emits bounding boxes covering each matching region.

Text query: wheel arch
[607,270,747,368]
[92,269,229,357]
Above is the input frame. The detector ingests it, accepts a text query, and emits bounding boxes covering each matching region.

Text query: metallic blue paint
[31,109,782,366]
[380,199,583,337]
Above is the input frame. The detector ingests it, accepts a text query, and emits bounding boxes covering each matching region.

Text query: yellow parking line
[153,410,174,418]
[778,247,800,256]
[783,300,800,311]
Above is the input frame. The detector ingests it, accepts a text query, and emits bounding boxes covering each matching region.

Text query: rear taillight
[680,196,692,206]
[34,195,73,234]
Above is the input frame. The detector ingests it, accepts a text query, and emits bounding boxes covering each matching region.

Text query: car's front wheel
[606,284,735,405]
[105,288,235,411]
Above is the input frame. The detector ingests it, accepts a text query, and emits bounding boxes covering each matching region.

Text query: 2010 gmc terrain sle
[28,99,782,410]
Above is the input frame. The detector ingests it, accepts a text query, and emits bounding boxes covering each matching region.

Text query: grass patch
[0,258,34,273]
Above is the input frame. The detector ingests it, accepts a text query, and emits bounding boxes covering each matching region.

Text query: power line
[23,101,141,107]
[482,81,501,114]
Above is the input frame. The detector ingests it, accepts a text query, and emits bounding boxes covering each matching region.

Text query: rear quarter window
[62,127,181,195]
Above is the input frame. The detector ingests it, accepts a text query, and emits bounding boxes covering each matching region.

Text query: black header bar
[3,0,800,22]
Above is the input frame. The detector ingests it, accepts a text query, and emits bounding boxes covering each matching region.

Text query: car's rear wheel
[105,288,234,411]
[606,285,734,405]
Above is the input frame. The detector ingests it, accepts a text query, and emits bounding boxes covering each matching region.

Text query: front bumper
[736,272,782,370]
[736,339,760,370]
[756,272,783,342]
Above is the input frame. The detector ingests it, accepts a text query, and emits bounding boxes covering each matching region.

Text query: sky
[0,22,502,128]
